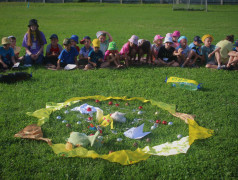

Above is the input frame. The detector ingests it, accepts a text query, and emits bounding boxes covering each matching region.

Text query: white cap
[164,37,173,43]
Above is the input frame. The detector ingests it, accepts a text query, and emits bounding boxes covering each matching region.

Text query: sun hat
[107,41,117,51]
[2,37,10,45]
[138,39,144,46]
[202,34,214,43]
[50,34,58,39]
[70,35,79,44]
[8,35,16,39]
[165,33,173,38]
[92,39,100,48]
[163,37,173,43]
[63,38,71,46]
[96,31,104,39]
[28,19,39,27]
[172,31,181,37]
[128,35,139,45]
[80,36,91,44]
[153,35,164,42]
[233,40,238,47]
[178,36,188,43]
[193,36,202,44]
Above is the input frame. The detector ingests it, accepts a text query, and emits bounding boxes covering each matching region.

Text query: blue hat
[233,40,238,47]
[178,36,188,43]
[50,34,58,39]
[193,36,202,44]
[80,36,91,44]
[70,35,79,44]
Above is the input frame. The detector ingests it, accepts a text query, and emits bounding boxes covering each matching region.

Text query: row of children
[1,19,238,71]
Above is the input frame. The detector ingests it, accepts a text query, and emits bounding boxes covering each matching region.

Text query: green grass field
[0,2,238,179]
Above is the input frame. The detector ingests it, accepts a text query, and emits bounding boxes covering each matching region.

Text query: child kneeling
[104,42,122,68]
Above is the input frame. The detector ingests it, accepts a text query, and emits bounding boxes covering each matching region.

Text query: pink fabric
[104,50,119,60]
[119,42,130,55]
[172,42,180,48]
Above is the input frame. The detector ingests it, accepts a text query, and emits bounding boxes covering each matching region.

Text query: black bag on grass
[0,72,32,83]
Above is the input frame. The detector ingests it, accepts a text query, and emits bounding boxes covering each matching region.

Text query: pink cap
[154,35,164,41]
[172,31,180,37]
[128,35,139,45]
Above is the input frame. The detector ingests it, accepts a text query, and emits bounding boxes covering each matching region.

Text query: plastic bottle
[171,82,201,91]
[165,76,201,91]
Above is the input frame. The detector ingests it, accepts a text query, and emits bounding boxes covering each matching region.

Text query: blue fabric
[0,46,14,64]
[201,45,217,64]
[189,43,201,55]
[80,46,93,58]
[58,47,79,64]
[88,50,104,63]
[24,54,44,65]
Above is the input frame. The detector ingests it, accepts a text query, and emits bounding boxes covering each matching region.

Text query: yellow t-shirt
[216,40,233,63]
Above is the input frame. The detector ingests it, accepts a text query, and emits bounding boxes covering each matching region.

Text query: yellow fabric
[51,144,150,165]
[25,95,214,165]
[167,76,199,86]
[202,34,214,43]
[188,118,214,145]
[100,114,114,129]
[27,100,79,126]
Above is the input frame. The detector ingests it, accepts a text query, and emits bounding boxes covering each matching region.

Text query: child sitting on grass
[138,39,151,64]
[8,36,23,62]
[173,36,191,67]
[216,35,234,65]
[70,35,80,53]
[79,36,93,65]
[84,39,108,70]
[96,31,113,55]
[172,31,180,48]
[156,36,179,67]
[104,41,122,68]
[151,35,164,64]
[22,19,47,66]
[0,37,16,70]
[226,40,238,70]
[183,36,204,67]
[45,34,63,68]
[56,38,79,70]
[119,35,138,67]
[201,34,222,70]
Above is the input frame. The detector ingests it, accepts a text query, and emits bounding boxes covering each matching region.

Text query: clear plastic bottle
[171,82,201,91]
[165,76,201,91]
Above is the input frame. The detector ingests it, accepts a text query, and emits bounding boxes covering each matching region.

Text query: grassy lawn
[0,2,238,179]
